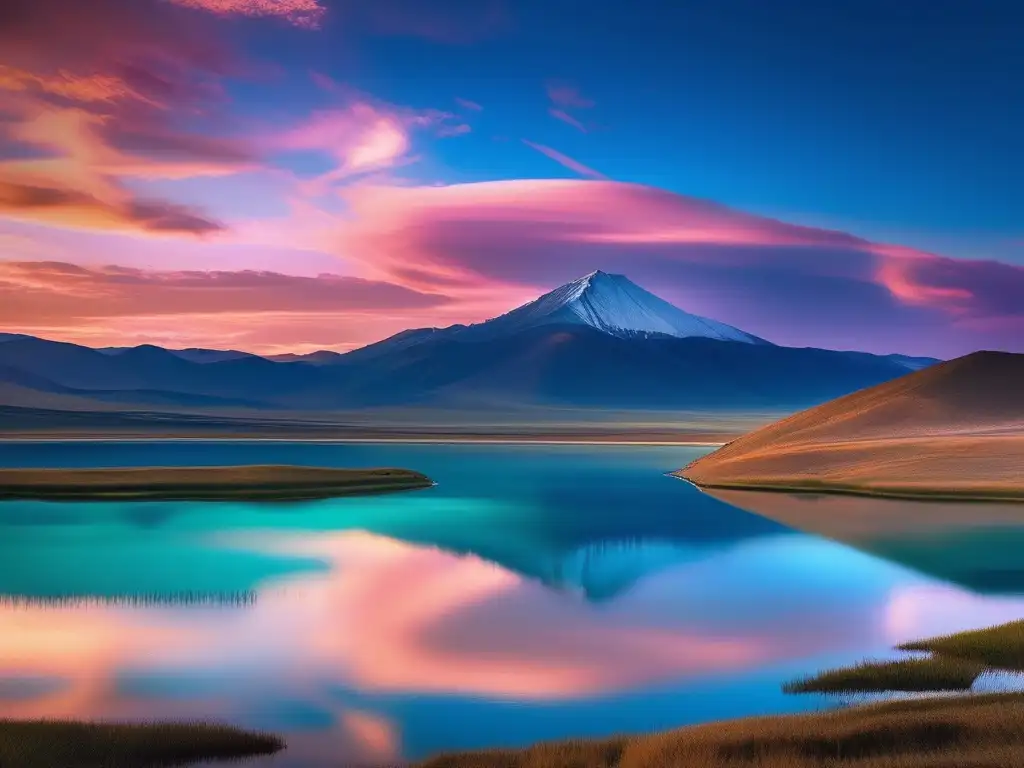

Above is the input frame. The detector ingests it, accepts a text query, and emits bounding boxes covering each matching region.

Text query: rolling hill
[678,351,1024,499]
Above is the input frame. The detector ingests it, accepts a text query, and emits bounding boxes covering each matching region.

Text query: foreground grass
[0,720,283,767]
[899,620,1024,671]
[418,692,1024,768]
[783,657,985,694]
[0,465,433,501]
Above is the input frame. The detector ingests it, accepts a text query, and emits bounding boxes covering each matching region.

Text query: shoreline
[674,472,1024,504]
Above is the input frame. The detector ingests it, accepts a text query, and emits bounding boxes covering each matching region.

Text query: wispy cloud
[455,97,483,112]
[521,140,606,179]
[548,109,587,133]
[545,81,595,132]
[167,0,327,28]
[546,82,595,109]
[0,179,224,235]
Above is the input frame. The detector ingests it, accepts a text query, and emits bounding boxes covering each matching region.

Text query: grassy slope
[0,465,433,500]
[418,693,1024,768]
[679,351,1024,501]
[0,720,282,768]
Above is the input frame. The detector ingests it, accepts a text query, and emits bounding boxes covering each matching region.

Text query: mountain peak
[478,271,770,344]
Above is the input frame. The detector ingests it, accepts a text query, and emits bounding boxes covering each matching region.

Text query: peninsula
[676,350,1024,502]
[0,465,433,501]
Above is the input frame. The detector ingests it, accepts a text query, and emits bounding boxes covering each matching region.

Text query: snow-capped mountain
[0,271,935,413]
[462,270,769,344]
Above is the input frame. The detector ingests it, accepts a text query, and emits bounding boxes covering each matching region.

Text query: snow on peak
[478,271,769,344]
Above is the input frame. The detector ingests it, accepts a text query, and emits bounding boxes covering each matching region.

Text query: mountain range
[0,272,938,413]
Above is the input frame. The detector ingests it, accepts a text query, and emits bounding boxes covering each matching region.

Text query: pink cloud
[274,95,470,192]
[548,108,588,133]
[455,97,483,112]
[167,0,327,28]
[546,81,595,110]
[545,81,595,131]
[521,140,606,180]
[337,179,1024,356]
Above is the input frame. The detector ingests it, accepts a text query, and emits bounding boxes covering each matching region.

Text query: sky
[0,0,1021,357]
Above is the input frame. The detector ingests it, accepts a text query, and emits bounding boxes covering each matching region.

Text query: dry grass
[417,693,1024,768]
[678,436,1024,502]
[899,621,1024,672]
[783,657,984,694]
[678,351,1024,502]
[0,719,283,767]
[0,464,433,500]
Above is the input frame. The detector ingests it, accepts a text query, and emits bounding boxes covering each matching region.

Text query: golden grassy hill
[677,351,1024,500]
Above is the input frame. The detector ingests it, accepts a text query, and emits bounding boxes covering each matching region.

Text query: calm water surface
[2,441,1024,767]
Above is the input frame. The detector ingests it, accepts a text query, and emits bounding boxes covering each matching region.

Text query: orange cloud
[0,179,223,236]
[167,0,327,28]
[0,260,455,352]
[521,141,606,179]
[0,1,257,237]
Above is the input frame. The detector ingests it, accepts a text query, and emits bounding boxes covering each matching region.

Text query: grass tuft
[898,620,1024,671]
[0,719,283,767]
[783,657,985,694]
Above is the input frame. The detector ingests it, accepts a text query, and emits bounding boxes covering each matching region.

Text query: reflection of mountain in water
[548,539,707,601]
[0,449,795,605]
[346,486,789,601]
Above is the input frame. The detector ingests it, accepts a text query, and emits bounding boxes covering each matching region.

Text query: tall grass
[783,657,984,694]
[417,693,1024,768]
[899,620,1024,671]
[0,719,283,767]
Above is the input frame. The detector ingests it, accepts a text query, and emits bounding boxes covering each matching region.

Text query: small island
[677,351,1024,503]
[0,465,433,501]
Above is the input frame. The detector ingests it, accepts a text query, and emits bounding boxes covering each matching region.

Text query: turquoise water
[2,441,1024,767]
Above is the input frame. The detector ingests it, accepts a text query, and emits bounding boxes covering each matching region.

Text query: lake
[2,441,1024,767]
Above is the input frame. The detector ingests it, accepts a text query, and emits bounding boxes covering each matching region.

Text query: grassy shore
[0,465,433,501]
[783,620,1024,696]
[420,620,1024,767]
[783,657,985,694]
[0,719,282,767]
[417,692,1024,768]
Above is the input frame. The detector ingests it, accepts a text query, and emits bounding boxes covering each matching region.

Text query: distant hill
[678,351,1024,500]
[99,346,257,364]
[0,272,940,414]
